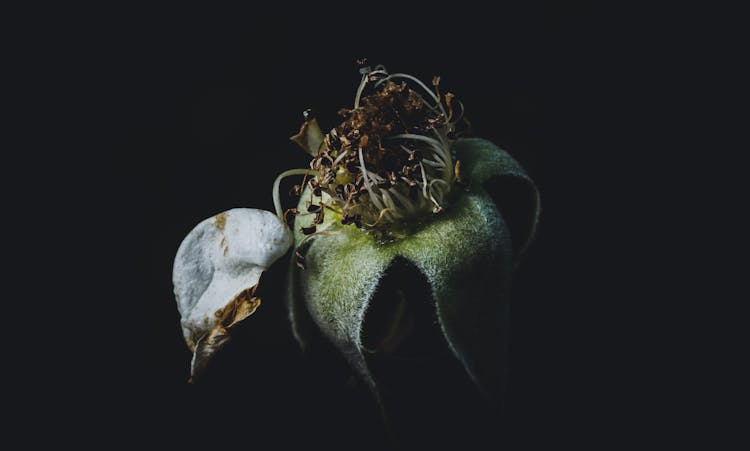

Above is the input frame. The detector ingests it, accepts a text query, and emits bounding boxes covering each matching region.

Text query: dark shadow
[484,175,539,262]
[362,257,505,449]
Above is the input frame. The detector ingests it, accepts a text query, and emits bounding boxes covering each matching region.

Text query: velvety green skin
[286,138,540,402]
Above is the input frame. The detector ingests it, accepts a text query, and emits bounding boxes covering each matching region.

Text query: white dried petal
[173,208,292,379]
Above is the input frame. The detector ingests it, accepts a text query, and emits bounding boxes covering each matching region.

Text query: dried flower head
[277,65,470,239]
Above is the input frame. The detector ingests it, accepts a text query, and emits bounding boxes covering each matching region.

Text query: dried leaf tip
[290,109,324,156]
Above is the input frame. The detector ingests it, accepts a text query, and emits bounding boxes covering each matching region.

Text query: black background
[36,2,699,448]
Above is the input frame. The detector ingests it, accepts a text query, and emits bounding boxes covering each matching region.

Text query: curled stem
[273,169,312,218]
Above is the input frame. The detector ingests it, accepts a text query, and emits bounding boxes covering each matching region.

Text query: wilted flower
[172,63,540,405]
[173,208,292,381]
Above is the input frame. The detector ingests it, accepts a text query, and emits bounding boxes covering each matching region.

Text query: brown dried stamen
[278,65,469,234]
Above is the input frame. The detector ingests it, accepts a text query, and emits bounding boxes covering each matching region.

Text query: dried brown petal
[290,117,324,156]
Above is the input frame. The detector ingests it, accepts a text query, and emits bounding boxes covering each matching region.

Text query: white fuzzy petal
[173,208,292,350]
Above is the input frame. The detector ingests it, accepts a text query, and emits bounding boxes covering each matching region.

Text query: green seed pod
[287,137,539,403]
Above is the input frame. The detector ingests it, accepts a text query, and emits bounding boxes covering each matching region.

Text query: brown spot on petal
[220,237,228,256]
[214,212,227,231]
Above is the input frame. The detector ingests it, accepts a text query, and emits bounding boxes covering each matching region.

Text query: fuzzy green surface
[453,137,540,259]
[287,137,539,400]
[453,137,531,185]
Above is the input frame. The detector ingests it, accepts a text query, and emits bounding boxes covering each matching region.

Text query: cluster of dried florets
[274,65,469,237]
